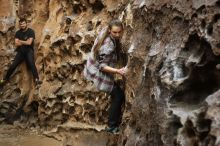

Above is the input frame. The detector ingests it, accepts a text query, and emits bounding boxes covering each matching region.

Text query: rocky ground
[0,124,62,146]
[0,123,119,146]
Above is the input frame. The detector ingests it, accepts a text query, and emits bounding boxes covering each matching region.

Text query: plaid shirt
[83,29,117,93]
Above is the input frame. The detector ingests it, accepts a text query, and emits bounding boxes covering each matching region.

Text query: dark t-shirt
[15,28,35,52]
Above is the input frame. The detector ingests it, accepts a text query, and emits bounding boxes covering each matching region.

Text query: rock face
[0,0,220,146]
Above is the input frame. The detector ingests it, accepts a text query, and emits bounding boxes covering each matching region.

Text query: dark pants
[4,49,39,81]
[108,83,125,127]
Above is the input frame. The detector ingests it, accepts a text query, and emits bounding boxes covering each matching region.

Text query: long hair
[93,19,123,59]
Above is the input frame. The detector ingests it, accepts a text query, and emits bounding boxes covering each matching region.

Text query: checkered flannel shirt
[83,30,117,93]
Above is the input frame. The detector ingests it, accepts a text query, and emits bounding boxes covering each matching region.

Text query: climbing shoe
[105,126,119,134]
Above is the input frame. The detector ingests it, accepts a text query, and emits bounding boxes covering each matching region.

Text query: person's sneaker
[105,126,119,134]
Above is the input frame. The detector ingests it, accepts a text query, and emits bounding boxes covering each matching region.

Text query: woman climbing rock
[83,19,127,134]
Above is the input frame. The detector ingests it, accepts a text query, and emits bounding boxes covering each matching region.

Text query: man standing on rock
[0,18,41,86]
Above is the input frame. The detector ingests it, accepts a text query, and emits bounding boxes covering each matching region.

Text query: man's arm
[19,38,34,45]
[15,38,22,47]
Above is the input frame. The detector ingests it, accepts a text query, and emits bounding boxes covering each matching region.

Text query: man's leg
[4,51,24,81]
[25,50,40,84]
[108,83,125,128]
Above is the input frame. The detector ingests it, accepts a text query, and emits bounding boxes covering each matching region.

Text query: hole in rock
[66,18,72,25]
[183,119,196,137]
[172,16,183,22]
[197,119,212,140]
[171,37,220,104]
[207,24,213,35]
[122,137,127,146]
[216,0,220,7]
[192,13,198,18]
[216,43,220,48]
[135,126,141,134]
[29,101,39,112]
[95,21,101,27]
[91,1,105,12]
[197,5,206,14]
[201,19,206,28]
[80,43,93,53]
[87,21,93,31]
[174,65,217,103]
[213,14,220,23]
[72,3,86,14]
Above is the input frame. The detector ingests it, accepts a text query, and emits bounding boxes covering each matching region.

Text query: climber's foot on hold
[105,126,119,134]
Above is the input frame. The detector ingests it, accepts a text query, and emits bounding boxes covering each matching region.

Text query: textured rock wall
[0,0,220,146]
[121,1,220,146]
